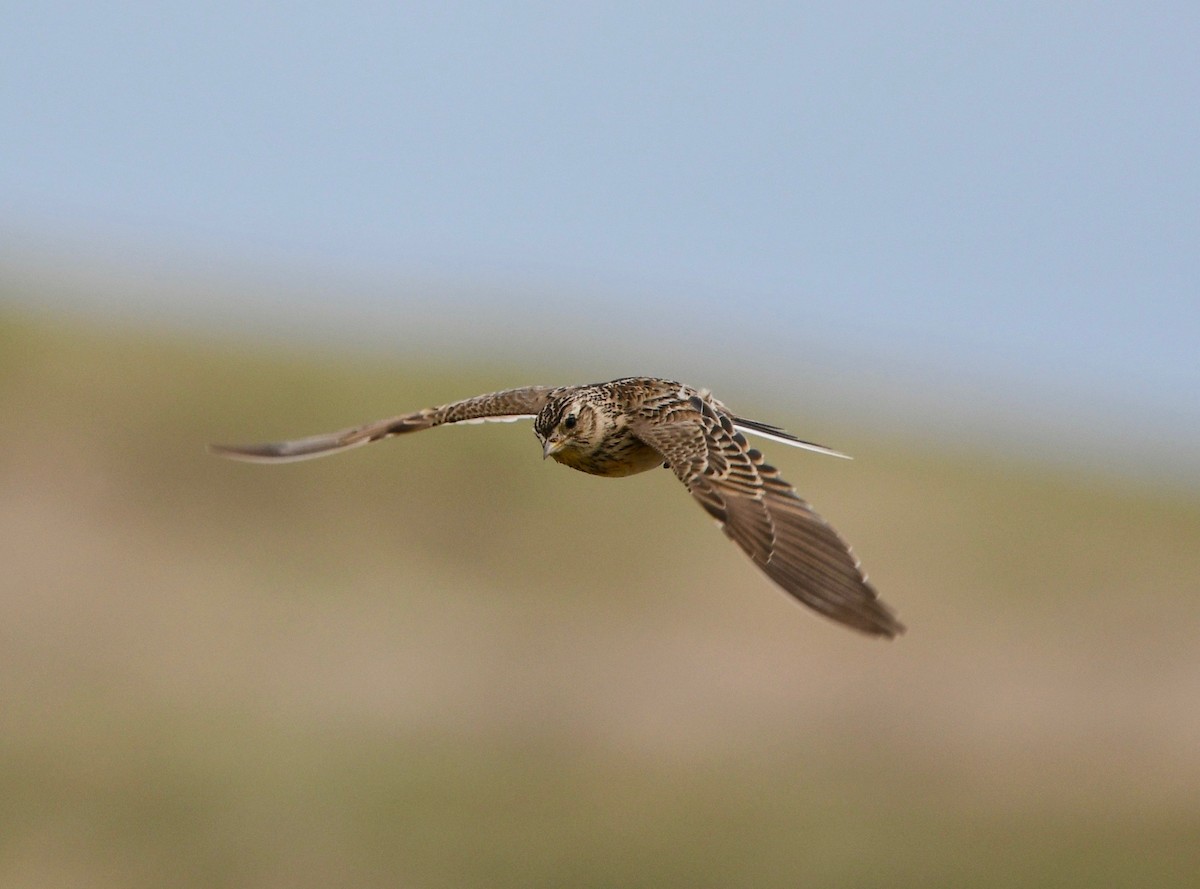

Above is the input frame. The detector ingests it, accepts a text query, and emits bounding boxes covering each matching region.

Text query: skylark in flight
[213,377,903,637]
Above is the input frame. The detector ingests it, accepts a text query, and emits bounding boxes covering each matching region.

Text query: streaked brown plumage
[212,377,903,637]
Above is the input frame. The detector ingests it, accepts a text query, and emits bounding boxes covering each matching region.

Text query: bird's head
[534,396,603,464]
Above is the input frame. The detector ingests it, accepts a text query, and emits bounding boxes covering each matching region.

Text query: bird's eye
[563,414,577,430]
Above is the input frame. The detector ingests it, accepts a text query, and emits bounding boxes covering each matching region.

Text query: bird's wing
[210,386,559,463]
[632,398,903,637]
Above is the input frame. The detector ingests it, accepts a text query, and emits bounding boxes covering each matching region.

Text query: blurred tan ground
[1,306,1197,888]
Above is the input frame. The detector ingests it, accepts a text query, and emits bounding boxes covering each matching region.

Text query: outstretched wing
[632,397,903,637]
[210,386,559,463]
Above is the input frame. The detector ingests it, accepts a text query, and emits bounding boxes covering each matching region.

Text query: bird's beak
[542,437,563,460]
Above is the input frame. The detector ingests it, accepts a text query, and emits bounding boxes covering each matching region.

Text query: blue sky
[3,3,1197,481]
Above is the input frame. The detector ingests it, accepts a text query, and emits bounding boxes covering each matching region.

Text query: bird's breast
[552,435,664,477]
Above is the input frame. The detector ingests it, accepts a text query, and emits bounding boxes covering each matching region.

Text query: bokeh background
[3,5,1198,887]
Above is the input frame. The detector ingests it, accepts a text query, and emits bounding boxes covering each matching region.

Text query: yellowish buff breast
[551,439,664,477]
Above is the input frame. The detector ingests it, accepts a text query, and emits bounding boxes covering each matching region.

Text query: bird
[211,377,903,637]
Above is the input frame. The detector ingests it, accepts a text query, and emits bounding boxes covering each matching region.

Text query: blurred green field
[1,305,1198,888]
